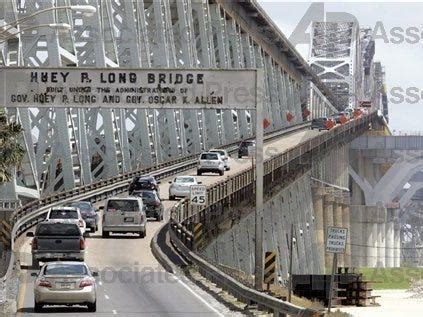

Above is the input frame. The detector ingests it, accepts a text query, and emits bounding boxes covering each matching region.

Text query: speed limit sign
[190,185,207,206]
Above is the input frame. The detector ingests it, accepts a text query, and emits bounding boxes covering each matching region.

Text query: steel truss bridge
[1,0,340,202]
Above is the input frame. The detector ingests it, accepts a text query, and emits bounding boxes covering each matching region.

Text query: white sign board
[190,185,207,206]
[326,226,348,254]
[0,67,258,110]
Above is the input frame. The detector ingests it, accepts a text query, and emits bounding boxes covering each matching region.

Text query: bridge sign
[0,67,259,110]
[190,185,207,206]
[325,226,348,254]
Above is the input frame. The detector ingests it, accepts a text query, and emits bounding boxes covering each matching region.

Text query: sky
[258,1,423,133]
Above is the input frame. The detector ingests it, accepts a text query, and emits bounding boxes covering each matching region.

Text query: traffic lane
[17,265,220,316]
[160,128,320,198]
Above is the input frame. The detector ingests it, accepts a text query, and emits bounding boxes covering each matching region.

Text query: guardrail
[168,112,379,316]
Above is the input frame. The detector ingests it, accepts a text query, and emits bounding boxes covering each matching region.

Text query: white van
[101,197,146,238]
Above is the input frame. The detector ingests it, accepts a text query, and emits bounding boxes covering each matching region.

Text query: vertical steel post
[288,223,294,302]
[254,69,264,290]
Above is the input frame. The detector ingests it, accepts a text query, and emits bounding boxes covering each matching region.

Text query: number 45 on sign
[190,185,207,206]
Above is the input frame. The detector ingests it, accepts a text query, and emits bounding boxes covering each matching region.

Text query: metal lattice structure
[309,21,362,109]
[0,0,323,201]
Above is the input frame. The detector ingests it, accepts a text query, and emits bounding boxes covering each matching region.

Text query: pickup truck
[27,221,86,268]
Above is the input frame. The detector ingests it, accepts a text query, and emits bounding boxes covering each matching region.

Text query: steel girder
[1,0,312,199]
[309,21,362,109]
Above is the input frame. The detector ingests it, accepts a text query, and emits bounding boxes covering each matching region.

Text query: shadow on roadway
[18,305,90,314]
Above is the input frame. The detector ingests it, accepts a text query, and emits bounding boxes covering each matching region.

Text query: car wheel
[169,195,175,200]
[140,230,146,238]
[102,231,109,238]
[87,301,96,312]
[226,167,230,171]
[197,170,202,176]
[238,154,242,158]
[219,170,224,176]
[34,301,43,312]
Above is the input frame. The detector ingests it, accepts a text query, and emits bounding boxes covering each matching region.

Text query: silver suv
[197,152,225,176]
[101,197,146,238]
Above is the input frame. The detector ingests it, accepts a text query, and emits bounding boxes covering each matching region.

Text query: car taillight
[79,237,85,250]
[78,219,84,227]
[154,201,161,207]
[79,279,94,288]
[102,214,105,223]
[32,237,38,251]
[38,279,51,288]
[140,214,144,223]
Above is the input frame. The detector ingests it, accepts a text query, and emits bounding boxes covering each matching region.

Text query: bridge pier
[323,192,335,271]
[342,194,351,267]
[385,208,395,267]
[312,185,325,271]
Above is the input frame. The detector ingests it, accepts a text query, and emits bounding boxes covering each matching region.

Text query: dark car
[128,176,161,196]
[311,117,329,131]
[238,140,256,158]
[68,201,98,232]
[132,190,164,221]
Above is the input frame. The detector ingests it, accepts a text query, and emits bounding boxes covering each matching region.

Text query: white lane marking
[174,276,224,317]
[112,309,117,315]
[105,294,110,300]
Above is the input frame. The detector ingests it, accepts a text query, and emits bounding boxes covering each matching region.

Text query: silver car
[32,261,97,312]
[102,197,147,238]
[209,149,230,171]
[168,176,201,200]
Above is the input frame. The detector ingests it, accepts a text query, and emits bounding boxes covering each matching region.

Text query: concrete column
[323,192,335,271]
[364,207,378,267]
[312,185,325,272]
[394,219,401,267]
[342,193,351,268]
[350,205,364,267]
[385,208,395,267]
[376,207,386,268]
[334,193,344,267]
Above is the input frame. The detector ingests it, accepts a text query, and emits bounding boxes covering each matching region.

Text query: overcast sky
[259,1,423,133]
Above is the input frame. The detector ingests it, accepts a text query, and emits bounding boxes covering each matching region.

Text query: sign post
[326,226,348,312]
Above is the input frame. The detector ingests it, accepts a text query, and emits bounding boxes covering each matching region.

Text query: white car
[209,149,230,171]
[197,152,225,176]
[168,176,201,200]
[45,207,86,235]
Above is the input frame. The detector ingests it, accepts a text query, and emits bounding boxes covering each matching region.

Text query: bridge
[0,0,416,315]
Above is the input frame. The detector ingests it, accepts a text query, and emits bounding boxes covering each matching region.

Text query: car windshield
[210,150,225,156]
[137,177,154,184]
[201,153,218,160]
[37,223,80,236]
[242,141,254,147]
[107,199,139,211]
[49,210,78,219]
[140,191,156,202]
[44,263,88,276]
[70,202,91,212]
[175,177,195,183]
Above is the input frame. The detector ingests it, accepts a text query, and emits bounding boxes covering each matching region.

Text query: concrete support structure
[385,208,395,267]
[342,195,351,268]
[394,221,401,267]
[312,185,325,270]
[323,192,335,270]
[334,193,344,267]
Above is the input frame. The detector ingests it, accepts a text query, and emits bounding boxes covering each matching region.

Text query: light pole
[0,5,96,36]
[0,23,71,44]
